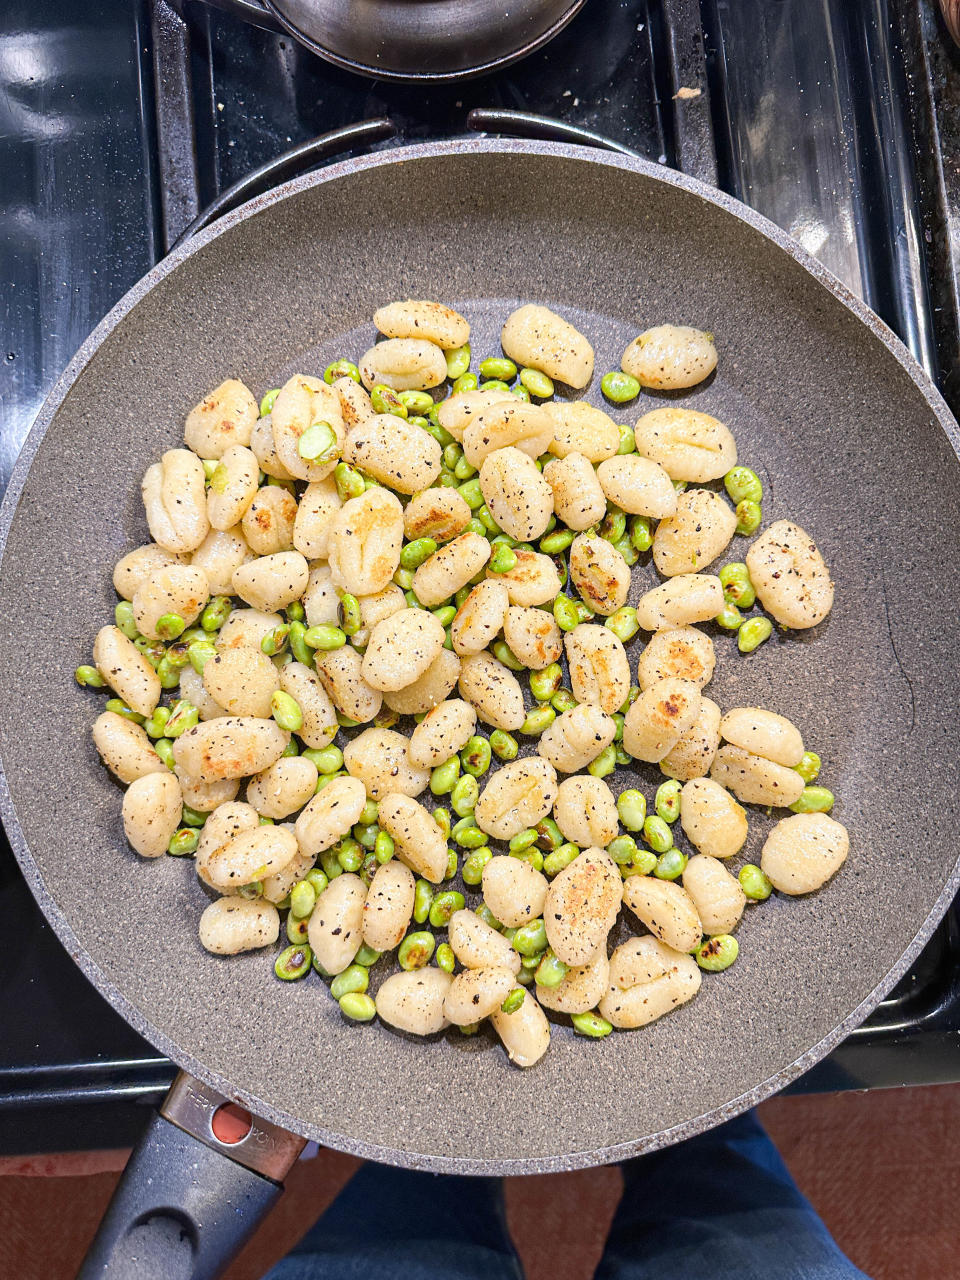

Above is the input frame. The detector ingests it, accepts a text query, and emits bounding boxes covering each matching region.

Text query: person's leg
[265,1161,524,1280]
[595,1110,870,1280]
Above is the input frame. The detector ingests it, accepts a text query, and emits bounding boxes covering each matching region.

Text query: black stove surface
[3,0,960,1155]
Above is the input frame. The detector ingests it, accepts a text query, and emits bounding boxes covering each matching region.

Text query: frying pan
[3,138,960,1278]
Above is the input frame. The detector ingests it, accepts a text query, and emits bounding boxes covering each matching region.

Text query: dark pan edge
[2,138,958,1174]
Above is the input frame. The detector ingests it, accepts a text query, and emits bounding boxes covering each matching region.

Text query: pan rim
[3,138,959,1174]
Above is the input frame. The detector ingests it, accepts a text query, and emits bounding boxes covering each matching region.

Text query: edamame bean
[479,356,517,382]
[551,687,577,714]
[534,950,569,988]
[352,943,379,967]
[400,537,438,571]
[519,367,554,398]
[617,423,636,455]
[290,880,317,919]
[302,745,343,774]
[334,462,366,502]
[457,478,485,510]
[607,835,638,865]
[735,499,762,536]
[715,604,744,631]
[622,849,658,878]
[413,879,434,924]
[539,528,576,555]
[320,850,342,881]
[287,621,313,666]
[445,344,471,379]
[521,705,555,736]
[304,624,346,651]
[738,616,773,653]
[512,918,547,956]
[304,869,329,898]
[332,593,361,637]
[789,785,835,814]
[298,421,339,464]
[508,828,540,855]
[432,605,457,628]
[398,389,435,415]
[724,466,763,505]
[114,601,139,640]
[654,848,687,880]
[490,730,519,761]
[430,756,461,796]
[571,1011,613,1038]
[154,738,175,770]
[429,890,464,928]
[613,535,639,567]
[543,842,580,877]
[322,359,359,385]
[257,623,288,657]
[655,779,682,824]
[430,942,453,974]
[500,987,525,1014]
[588,744,617,778]
[535,816,564,852]
[338,837,365,871]
[487,544,518,575]
[186,639,216,675]
[695,934,739,972]
[143,707,170,739]
[794,751,822,783]
[167,828,199,857]
[642,815,673,853]
[601,370,641,403]
[490,640,523,672]
[451,774,479,817]
[339,992,376,1021]
[475,905,502,932]
[451,371,479,397]
[617,789,647,831]
[274,944,312,980]
[451,817,489,849]
[433,808,451,840]
[553,594,580,632]
[399,930,435,970]
[75,664,107,688]
[478,506,502,535]
[370,384,407,418]
[200,596,232,633]
[719,561,756,608]
[600,508,627,544]
[573,600,595,624]
[444,442,464,470]
[237,882,263,900]
[374,829,395,864]
[330,964,369,999]
[165,699,199,737]
[630,514,652,553]
[260,387,281,415]
[605,606,639,644]
[270,690,302,732]
[512,386,532,402]
[738,864,773,901]
[528,663,562,702]
[462,847,493,885]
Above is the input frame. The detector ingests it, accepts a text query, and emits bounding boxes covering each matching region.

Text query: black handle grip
[77,1110,282,1280]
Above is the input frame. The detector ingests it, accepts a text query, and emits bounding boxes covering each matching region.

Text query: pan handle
[77,1073,306,1280]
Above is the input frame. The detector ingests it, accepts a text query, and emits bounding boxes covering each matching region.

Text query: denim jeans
[265,1111,870,1280]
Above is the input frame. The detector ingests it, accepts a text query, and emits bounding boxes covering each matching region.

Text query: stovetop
[3,0,960,1155]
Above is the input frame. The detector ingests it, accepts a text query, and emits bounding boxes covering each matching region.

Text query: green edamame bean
[512,385,532,402]
[789,786,835,814]
[508,828,539,855]
[445,344,471,379]
[724,466,763,505]
[399,930,435,970]
[153,654,180,689]
[553,594,580,632]
[400,537,438,571]
[285,601,304,624]
[337,837,365,872]
[305,868,329,897]
[323,358,360,385]
[529,663,563,702]
[654,848,687,880]
[350,943,379,967]
[334,462,366,502]
[601,370,641,404]
[600,508,627,544]
[443,442,464,470]
[353,822,380,851]
[571,1011,613,1038]
[490,730,519,761]
[464,517,486,538]
[620,686,640,714]
[462,847,493,885]
[535,816,564,852]
[573,600,595,624]
[539,527,575,555]
[319,849,342,882]
[673,479,688,493]
[477,505,502,535]
[451,817,489,849]
[696,934,739,972]
[433,807,451,840]
[167,828,199,857]
[642,815,673,853]
[143,707,170,739]
[606,835,638,865]
[551,687,577,714]
[715,604,744,631]
[487,544,518,575]
[794,751,822,783]
[534,950,569,988]
[431,942,454,974]
[478,380,510,393]
[335,593,362,637]
[432,605,457,628]
[512,918,547,956]
[392,567,416,592]
[413,880,434,924]
[446,846,459,881]
[339,992,376,1021]
[437,468,459,488]
[519,367,554,398]
[521,704,555,736]
[617,423,636,455]
[374,829,395,864]
[199,596,231,633]
[475,905,502,933]
[303,624,346,651]
[452,371,479,395]
[151,612,183,642]
[260,387,281,416]
[738,616,773,654]
[286,621,312,666]
[605,606,639,644]
[301,745,343,775]
[274,944,312,980]
[398,389,434,415]
[719,562,756,608]
[512,847,544,871]
[113,601,139,640]
[613,535,639,567]
[622,849,658,878]
[542,842,579,877]
[330,964,369,1000]
[237,881,263,900]
[500,987,525,1014]
[655,779,682,824]
[457,478,485,510]
[430,756,460,796]
[270,690,303,732]
[289,880,317,919]
[489,640,522,672]
[738,864,773,901]
[588,744,617,778]
[735,499,762,536]
[615,744,632,767]
[429,890,464,928]
[185,639,216,675]
[630,514,652,552]
[75,664,106,688]
[370,385,407,418]
[181,805,206,829]
[451,773,479,817]
[298,421,339,464]
[455,454,477,480]
[404,590,423,611]
[165,699,199,738]
[154,738,175,770]
[479,356,517,382]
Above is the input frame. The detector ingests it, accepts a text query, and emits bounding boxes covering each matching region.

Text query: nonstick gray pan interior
[2,141,959,1174]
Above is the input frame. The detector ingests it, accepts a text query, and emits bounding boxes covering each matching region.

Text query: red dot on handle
[211,1102,253,1145]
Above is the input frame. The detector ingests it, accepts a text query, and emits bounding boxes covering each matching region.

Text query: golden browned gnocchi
[745,520,834,629]
[437,387,514,440]
[462,401,554,468]
[450,580,510,657]
[295,776,367,856]
[172,716,288,783]
[478,447,554,543]
[760,813,849,894]
[652,488,737,576]
[373,299,470,349]
[544,848,621,966]
[204,824,299,891]
[598,937,701,1029]
[501,303,594,389]
[457,652,526,731]
[359,338,447,392]
[553,775,619,848]
[122,772,183,859]
[94,625,161,717]
[443,966,517,1024]
[659,695,722,781]
[408,698,477,768]
[132,564,209,640]
[206,445,259,530]
[682,855,746,936]
[271,374,345,483]
[242,485,298,555]
[377,793,448,882]
[413,532,491,608]
[112,543,187,601]
[620,324,718,389]
[537,703,616,774]
[363,860,416,952]
[568,534,630,616]
[142,448,210,553]
[327,487,404,596]
[232,551,309,613]
[679,777,749,859]
[344,415,442,494]
[360,608,446,692]
[403,487,471,543]
[502,605,562,670]
[191,529,254,595]
[448,909,521,975]
[474,756,559,841]
[542,453,607,530]
[544,400,619,460]
[315,646,383,725]
[636,626,716,691]
[622,678,702,763]
[490,548,562,606]
[202,647,279,718]
[635,574,724,631]
[342,728,430,799]
[245,756,318,820]
[184,378,258,458]
[381,650,461,715]
[622,876,703,954]
[710,744,806,808]
[633,408,737,483]
[293,476,341,559]
[595,454,677,519]
[564,623,630,714]
[481,855,548,927]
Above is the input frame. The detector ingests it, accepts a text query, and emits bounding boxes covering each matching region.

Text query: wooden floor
[1,1083,957,1279]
